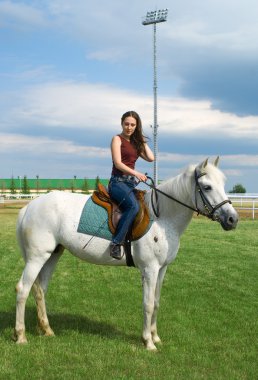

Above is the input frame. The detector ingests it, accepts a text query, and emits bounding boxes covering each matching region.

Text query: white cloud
[159,98,258,137]
[159,152,205,163]
[167,21,258,56]
[5,80,258,140]
[0,0,47,28]
[0,132,110,158]
[46,0,258,60]
[87,48,125,63]
[1,131,258,169]
[159,152,258,168]
[165,0,258,53]
[2,0,257,59]
[223,154,258,167]
[5,81,153,130]
[224,169,242,177]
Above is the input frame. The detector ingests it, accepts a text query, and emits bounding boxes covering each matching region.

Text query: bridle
[194,170,231,220]
[146,170,231,220]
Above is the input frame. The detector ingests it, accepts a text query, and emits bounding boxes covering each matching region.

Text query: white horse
[14,158,238,350]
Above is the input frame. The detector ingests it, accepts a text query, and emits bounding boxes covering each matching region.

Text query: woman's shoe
[110,243,123,260]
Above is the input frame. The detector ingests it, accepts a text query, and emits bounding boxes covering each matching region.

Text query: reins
[145,175,198,218]
[83,168,232,251]
[145,171,231,220]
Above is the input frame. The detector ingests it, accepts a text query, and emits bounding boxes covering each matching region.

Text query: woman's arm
[140,143,154,162]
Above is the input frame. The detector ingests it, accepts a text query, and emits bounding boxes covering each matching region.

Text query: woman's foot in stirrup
[110,243,123,260]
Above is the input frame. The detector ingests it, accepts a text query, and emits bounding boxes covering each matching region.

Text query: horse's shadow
[0,308,140,345]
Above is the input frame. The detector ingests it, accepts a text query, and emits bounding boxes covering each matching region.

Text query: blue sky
[0,0,258,192]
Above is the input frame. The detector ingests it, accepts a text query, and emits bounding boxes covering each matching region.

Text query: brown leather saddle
[91,183,150,241]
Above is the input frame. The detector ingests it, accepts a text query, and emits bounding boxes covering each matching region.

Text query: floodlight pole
[142,9,168,186]
[153,22,158,186]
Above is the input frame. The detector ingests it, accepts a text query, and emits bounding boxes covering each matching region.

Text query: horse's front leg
[141,267,159,351]
[151,265,167,345]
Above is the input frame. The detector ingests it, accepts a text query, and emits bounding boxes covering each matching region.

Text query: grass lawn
[0,207,257,379]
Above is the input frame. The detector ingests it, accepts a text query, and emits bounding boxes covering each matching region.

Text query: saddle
[91,183,150,241]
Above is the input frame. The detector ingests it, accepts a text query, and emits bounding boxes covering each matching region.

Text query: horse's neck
[146,171,194,228]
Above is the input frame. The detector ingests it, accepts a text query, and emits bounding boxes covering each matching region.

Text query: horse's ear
[196,158,209,175]
[201,158,209,171]
[213,156,220,167]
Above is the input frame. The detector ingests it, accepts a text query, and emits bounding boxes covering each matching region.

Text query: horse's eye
[203,185,212,191]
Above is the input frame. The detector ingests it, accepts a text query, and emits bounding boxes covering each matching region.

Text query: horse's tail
[16,205,29,262]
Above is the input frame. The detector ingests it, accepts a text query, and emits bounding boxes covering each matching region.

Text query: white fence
[0,194,38,206]
[228,194,258,220]
[0,194,37,199]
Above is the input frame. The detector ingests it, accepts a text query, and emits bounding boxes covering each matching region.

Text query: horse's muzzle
[220,210,239,231]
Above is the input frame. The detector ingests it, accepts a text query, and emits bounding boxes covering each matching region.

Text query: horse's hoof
[152,335,162,345]
[16,338,28,344]
[142,337,158,351]
[15,335,28,344]
[44,328,55,337]
[146,343,158,351]
[37,324,55,337]
[12,329,28,344]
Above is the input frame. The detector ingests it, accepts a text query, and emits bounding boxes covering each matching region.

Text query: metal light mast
[142,9,168,186]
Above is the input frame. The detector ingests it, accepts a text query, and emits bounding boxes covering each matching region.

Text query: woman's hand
[134,171,147,182]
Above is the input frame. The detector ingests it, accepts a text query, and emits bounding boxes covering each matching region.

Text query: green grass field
[0,208,257,380]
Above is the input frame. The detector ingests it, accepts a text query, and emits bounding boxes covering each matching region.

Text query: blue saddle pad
[77,197,153,241]
[77,197,113,241]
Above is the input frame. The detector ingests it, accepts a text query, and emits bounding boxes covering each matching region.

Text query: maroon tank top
[111,135,139,176]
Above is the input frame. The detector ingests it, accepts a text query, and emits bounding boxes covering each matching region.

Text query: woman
[109,111,154,260]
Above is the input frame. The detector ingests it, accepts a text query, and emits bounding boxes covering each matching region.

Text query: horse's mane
[145,163,226,217]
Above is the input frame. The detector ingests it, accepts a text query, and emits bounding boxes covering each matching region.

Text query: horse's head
[193,157,238,230]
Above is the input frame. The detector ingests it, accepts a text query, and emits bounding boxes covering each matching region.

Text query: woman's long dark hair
[121,111,149,155]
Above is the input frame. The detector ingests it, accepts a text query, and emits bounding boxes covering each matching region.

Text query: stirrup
[110,243,123,260]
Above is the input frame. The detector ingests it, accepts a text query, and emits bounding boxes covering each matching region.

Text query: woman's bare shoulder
[111,135,122,143]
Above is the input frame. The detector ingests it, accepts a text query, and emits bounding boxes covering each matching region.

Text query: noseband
[147,170,231,220]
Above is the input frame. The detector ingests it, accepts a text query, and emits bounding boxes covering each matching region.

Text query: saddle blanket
[77,197,113,241]
[77,197,153,241]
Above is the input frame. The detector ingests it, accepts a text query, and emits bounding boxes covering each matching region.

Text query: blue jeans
[109,176,139,244]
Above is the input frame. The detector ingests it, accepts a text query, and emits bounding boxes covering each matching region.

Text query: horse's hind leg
[15,253,51,344]
[32,245,64,337]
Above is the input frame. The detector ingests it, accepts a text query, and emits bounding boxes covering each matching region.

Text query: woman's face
[121,116,137,139]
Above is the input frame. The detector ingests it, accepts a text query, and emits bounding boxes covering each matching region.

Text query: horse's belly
[61,232,126,266]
